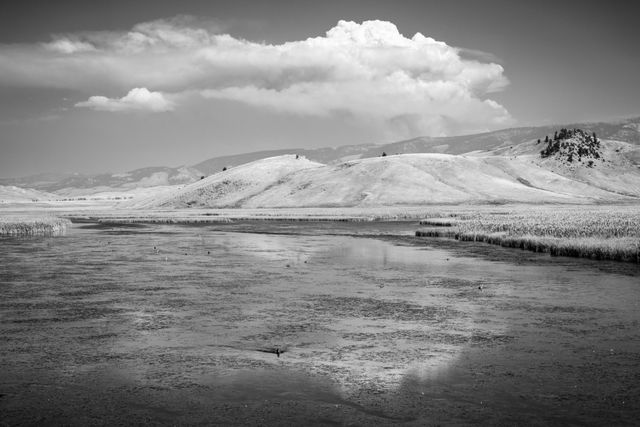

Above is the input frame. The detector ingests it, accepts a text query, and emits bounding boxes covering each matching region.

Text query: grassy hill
[134,152,638,209]
[131,155,324,208]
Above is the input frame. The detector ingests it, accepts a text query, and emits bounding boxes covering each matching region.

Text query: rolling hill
[2,117,639,205]
[133,149,639,209]
[130,155,324,208]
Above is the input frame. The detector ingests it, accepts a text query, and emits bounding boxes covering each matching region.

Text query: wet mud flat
[1,221,639,425]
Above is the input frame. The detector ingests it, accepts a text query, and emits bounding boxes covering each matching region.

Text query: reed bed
[417,206,640,263]
[0,216,72,236]
[70,206,473,224]
[418,218,455,227]
[98,217,233,225]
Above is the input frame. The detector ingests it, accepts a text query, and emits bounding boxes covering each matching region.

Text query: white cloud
[43,37,97,54]
[0,17,512,135]
[75,88,174,112]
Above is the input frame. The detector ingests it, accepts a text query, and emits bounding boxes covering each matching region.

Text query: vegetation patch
[540,128,601,165]
[0,216,71,236]
[418,218,454,227]
[417,207,640,263]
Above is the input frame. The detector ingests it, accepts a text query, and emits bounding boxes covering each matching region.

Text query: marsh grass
[417,208,640,263]
[0,216,72,236]
[98,218,233,225]
[67,206,472,225]
[418,218,455,227]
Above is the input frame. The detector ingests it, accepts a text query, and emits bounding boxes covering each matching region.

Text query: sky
[1,0,639,177]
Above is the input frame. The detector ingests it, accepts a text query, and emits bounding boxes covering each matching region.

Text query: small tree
[381,152,387,157]
[222,167,227,171]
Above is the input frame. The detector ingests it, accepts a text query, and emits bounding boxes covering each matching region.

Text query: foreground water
[1,221,639,425]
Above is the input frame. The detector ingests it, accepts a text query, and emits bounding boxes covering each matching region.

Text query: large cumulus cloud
[0,17,512,136]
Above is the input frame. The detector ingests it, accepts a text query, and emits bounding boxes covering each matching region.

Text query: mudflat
[1,221,639,425]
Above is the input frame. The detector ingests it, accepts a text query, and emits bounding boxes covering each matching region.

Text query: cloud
[0,17,512,136]
[43,37,97,54]
[75,88,174,112]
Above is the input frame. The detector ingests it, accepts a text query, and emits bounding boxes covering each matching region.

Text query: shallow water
[1,221,639,425]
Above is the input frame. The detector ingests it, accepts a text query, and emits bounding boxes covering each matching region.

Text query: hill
[130,155,324,208]
[2,117,639,202]
[134,152,637,209]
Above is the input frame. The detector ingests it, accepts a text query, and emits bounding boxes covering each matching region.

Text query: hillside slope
[130,155,324,208]
[481,128,640,197]
[2,117,638,198]
[137,153,638,209]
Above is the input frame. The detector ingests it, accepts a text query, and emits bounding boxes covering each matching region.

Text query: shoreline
[2,203,639,264]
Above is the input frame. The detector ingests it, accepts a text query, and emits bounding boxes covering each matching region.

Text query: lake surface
[1,221,639,425]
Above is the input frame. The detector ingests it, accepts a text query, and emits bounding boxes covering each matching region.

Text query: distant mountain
[0,166,202,197]
[0,172,76,189]
[0,185,57,203]
[2,116,638,198]
[193,118,640,175]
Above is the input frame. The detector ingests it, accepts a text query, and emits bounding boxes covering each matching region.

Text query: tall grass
[417,207,640,263]
[0,216,72,236]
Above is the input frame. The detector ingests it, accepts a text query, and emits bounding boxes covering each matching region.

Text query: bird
[478,285,484,291]
[256,347,285,357]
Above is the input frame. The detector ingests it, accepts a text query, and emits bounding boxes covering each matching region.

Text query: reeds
[418,218,455,227]
[0,216,72,236]
[417,207,640,263]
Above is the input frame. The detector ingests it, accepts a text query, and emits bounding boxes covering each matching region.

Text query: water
[1,222,639,425]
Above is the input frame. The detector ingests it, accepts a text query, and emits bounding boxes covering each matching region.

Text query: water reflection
[1,222,639,425]
[209,231,319,263]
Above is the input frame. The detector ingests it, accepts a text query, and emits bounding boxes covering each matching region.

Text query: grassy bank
[416,207,640,263]
[0,216,72,236]
[65,206,459,225]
